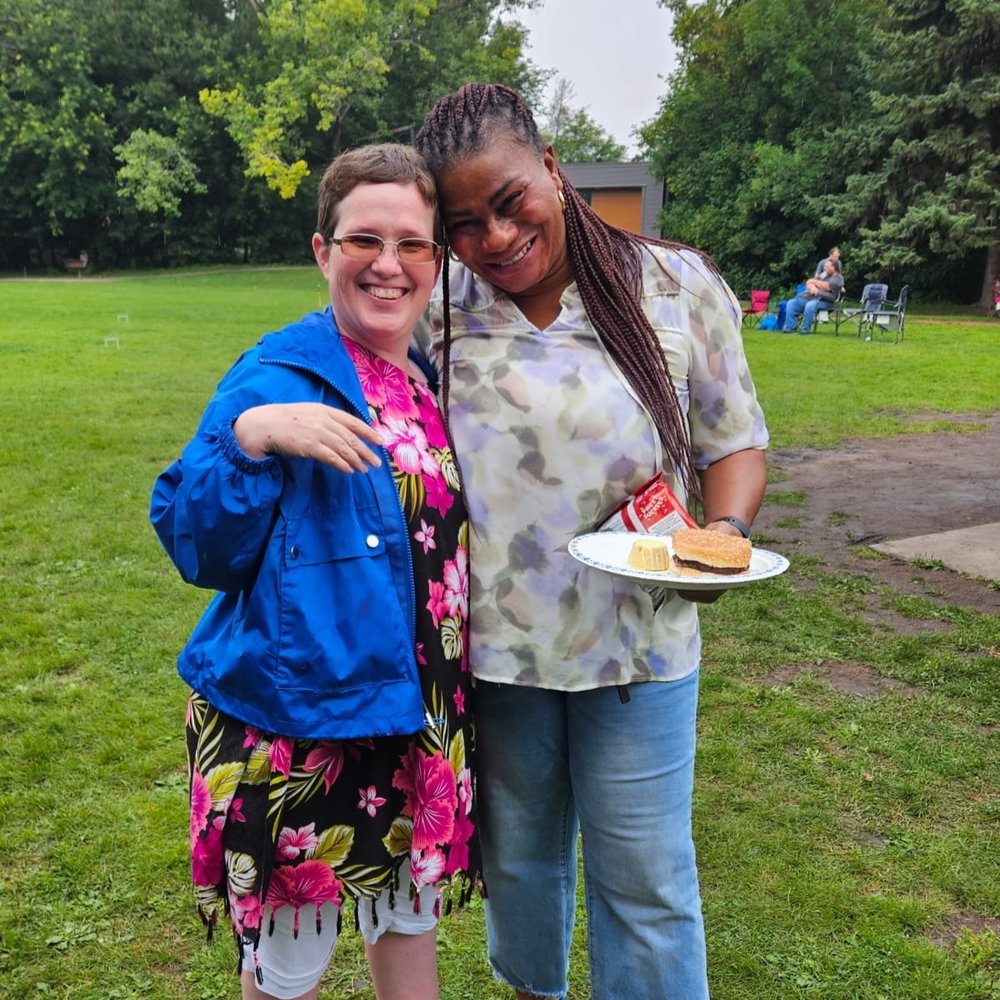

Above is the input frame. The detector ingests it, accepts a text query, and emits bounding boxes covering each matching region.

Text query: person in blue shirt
[784,258,844,334]
[151,143,479,1000]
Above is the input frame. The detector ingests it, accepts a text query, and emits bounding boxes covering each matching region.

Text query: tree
[641,0,875,294]
[114,129,206,217]
[541,78,627,162]
[818,0,1000,305]
[200,0,540,199]
[0,0,542,269]
[0,0,114,251]
[0,0,246,268]
[375,0,544,147]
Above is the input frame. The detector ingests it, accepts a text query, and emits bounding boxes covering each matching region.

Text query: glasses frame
[330,233,441,264]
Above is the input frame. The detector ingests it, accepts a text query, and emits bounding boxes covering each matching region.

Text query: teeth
[498,240,532,267]
[367,286,405,300]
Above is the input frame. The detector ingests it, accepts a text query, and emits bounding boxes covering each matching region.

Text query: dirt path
[755,414,1000,622]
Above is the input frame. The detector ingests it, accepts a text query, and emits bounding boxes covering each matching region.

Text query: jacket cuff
[219,420,279,475]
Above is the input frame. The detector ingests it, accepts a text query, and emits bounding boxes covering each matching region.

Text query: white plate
[568,532,790,590]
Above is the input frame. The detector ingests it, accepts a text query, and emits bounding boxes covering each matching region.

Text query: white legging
[240,865,439,999]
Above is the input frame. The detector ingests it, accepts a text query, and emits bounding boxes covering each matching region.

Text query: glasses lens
[335,235,438,263]
[338,234,382,259]
[396,239,438,263]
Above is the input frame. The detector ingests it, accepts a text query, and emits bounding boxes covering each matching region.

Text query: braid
[558,170,702,504]
[415,82,544,173]
[439,249,453,444]
[416,83,719,508]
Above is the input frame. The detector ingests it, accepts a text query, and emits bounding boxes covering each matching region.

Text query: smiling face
[312,181,441,366]
[436,139,572,304]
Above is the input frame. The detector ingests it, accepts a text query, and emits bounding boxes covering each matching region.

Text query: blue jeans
[476,672,707,1000]
[783,294,821,333]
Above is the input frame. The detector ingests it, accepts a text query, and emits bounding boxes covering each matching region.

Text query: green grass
[744,314,998,448]
[1,271,997,998]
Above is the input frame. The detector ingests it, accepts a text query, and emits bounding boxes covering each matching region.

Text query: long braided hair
[415,83,714,505]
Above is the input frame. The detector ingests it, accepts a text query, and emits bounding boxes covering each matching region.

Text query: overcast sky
[515,0,678,156]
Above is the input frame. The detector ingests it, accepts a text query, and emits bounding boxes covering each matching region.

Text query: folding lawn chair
[741,289,771,328]
[836,283,888,338]
[864,284,910,344]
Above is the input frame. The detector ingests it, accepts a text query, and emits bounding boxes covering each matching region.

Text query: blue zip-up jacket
[150,309,424,740]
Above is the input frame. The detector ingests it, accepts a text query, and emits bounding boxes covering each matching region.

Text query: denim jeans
[476,672,708,1000]
[783,294,821,333]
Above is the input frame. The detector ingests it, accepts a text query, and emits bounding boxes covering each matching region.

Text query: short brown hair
[315,144,440,243]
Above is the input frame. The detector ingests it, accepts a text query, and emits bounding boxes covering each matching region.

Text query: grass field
[0,270,997,998]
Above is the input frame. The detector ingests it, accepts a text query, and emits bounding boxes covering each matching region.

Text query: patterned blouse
[421,244,768,691]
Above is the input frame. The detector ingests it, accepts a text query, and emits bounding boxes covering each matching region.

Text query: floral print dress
[185,336,478,959]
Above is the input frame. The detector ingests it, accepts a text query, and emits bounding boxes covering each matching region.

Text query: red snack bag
[598,473,697,537]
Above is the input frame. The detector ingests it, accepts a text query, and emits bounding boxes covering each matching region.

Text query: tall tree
[375,0,543,147]
[819,0,1000,305]
[541,78,627,162]
[642,0,874,295]
[0,0,243,268]
[0,0,114,254]
[200,0,539,199]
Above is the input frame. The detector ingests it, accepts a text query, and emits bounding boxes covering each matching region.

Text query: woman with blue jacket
[151,144,478,1000]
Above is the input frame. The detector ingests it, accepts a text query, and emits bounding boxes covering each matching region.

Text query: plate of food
[568,528,789,590]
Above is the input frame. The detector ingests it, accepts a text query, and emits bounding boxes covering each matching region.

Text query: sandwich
[671,528,751,575]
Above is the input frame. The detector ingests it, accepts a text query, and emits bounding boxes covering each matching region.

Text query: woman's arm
[700,447,768,535]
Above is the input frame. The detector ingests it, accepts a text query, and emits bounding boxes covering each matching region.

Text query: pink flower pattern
[409,848,447,889]
[425,579,450,629]
[230,892,264,932]
[267,861,344,936]
[392,745,458,851]
[191,819,224,887]
[276,823,319,860]
[425,470,455,517]
[189,769,212,850]
[416,386,449,448]
[357,785,387,817]
[381,416,434,476]
[304,741,345,793]
[443,549,469,619]
[269,736,293,778]
[414,519,436,554]
[184,340,477,951]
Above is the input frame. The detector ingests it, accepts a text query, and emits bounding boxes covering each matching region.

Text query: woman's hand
[677,448,767,603]
[233,403,384,473]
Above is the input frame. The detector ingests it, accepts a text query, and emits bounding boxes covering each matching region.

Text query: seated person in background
[784,258,844,334]
[815,245,842,277]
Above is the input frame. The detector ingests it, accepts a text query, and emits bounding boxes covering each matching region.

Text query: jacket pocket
[273,507,413,697]
[283,508,384,567]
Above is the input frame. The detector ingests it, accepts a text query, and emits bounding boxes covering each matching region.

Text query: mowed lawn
[0,270,997,999]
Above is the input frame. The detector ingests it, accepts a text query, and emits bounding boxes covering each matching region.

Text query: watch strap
[718,515,752,539]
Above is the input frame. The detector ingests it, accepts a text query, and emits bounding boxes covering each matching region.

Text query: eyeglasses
[331,233,440,264]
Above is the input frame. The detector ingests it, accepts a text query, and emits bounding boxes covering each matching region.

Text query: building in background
[560,162,665,238]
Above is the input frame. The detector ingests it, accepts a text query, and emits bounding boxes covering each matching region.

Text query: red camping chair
[741,289,771,327]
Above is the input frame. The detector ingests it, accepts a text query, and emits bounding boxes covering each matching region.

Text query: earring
[557,189,566,211]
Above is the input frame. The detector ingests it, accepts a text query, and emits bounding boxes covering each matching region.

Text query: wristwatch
[717,515,752,539]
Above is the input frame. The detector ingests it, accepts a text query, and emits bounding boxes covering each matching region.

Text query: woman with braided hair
[414,83,767,1000]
